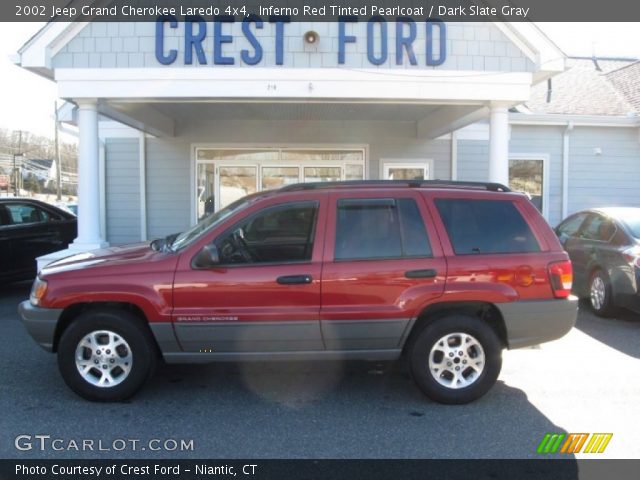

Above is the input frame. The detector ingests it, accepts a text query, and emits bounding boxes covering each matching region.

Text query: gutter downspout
[562,121,574,220]
[139,132,147,241]
[450,131,458,180]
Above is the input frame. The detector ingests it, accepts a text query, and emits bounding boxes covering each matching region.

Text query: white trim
[56,68,534,103]
[500,23,566,83]
[381,160,434,181]
[139,132,147,241]
[509,153,550,220]
[17,22,74,72]
[49,22,90,57]
[492,23,538,64]
[510,113,640,127]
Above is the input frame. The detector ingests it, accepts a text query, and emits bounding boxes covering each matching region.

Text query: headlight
[30,277,48,306]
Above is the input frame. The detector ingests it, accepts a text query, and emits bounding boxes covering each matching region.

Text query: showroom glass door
[194,148,365,220]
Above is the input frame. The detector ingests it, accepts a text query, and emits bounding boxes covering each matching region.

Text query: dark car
[555,207,640,317]
[0,198,77,283]
[19,181,576,403]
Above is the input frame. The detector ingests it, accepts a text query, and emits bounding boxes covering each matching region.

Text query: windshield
[168,197,252,251]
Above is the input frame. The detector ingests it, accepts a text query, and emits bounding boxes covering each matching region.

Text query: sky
[1,22,640,139]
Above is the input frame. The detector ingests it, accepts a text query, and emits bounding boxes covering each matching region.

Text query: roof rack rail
[279,180,511,193]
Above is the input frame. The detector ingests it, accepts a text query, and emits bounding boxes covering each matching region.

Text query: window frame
[382,160,433,181]
[210,200,321,268]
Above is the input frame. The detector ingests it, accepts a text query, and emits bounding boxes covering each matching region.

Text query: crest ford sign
[155,16,447,66]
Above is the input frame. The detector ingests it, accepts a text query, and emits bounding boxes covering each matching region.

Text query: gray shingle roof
[525,57,640,116]
[605,61,640,114]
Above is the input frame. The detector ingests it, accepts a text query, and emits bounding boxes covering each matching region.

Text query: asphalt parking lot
[1,282,638,460]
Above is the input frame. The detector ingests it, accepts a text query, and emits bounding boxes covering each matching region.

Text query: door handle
[277,275,313,285]
[405,269,437,279]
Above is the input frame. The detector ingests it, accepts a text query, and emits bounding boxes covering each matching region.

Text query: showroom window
[195,147,365,219]
[382,161,432,181]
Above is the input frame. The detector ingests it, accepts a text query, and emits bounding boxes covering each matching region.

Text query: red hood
[40,242,170,276]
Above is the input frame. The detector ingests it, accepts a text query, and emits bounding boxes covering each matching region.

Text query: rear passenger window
[335,198,431,260]
[435,199,540,255]
[581,215,616,242]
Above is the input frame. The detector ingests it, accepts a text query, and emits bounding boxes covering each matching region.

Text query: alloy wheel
[428,332,485,389]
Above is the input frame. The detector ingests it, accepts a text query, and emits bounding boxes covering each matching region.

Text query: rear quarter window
[435,198,540,255]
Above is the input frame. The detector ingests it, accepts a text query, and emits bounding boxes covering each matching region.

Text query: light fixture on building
[304,31,319,44]
[593,147,602,156]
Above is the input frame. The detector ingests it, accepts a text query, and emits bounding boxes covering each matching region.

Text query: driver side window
[214,201,318,265]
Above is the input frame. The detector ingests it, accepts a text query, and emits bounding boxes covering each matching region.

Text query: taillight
[548,260,573,299]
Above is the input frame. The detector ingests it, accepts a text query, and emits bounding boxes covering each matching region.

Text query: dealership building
[15,18,640,258]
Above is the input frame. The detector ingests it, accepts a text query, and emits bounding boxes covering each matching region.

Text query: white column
[71,99,108,250]
[488,104,510,185]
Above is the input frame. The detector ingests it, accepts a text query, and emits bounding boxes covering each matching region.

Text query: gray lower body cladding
[18,301,63,352]
[496,297,578,349]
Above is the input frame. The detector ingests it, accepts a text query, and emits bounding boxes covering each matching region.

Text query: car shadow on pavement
[575,301,640,358]
[134,360,580,464]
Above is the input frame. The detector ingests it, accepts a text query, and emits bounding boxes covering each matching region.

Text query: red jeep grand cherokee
[19,181,577,404]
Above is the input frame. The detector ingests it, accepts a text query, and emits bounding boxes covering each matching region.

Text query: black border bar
[5,0,640,22]
[3,459,640,480]
[1,459,581,480]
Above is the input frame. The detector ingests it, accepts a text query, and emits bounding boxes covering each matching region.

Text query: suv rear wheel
[409,314,502,404]
[57,309,156,402]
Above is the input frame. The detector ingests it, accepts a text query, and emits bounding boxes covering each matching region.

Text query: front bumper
[497,296,579,349]
[18,301,63,352]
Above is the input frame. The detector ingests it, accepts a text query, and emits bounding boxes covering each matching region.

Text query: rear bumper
[497,296,578,349]
[18,301,63,352]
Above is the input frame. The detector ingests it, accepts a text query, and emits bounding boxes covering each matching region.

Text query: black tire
[588,270,617,318]
[57,309,157,402]
[408,314,502,404]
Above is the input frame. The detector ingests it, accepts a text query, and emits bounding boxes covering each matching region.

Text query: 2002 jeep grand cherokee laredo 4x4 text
[19,181,577,404]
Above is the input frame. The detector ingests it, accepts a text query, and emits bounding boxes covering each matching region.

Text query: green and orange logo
[537,433,613,454]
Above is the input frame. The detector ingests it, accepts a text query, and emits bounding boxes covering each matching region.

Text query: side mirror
[192,244,220,269]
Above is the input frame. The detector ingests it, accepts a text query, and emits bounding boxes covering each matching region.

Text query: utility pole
[13,130,22,197]
[54,101,62,200]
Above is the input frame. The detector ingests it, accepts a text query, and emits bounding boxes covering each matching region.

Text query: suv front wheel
[409,314,502,404]
[57,309,157,402]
